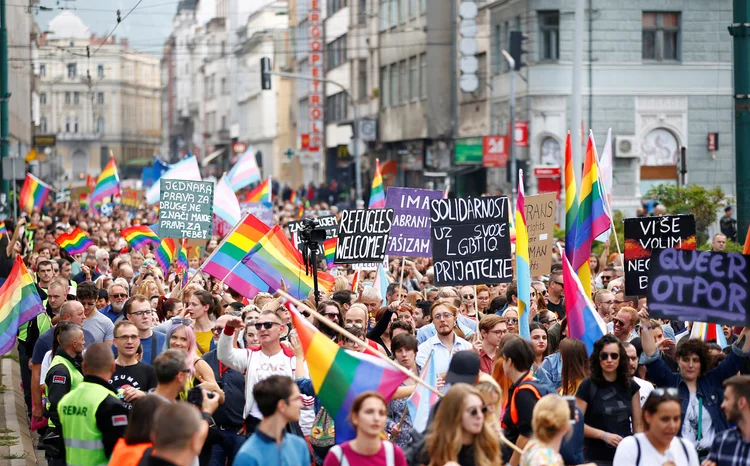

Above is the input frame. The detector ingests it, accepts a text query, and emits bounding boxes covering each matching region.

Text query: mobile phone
[563,395,576,423]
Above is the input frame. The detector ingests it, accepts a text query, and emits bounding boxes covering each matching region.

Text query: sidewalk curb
[1,355,41,466]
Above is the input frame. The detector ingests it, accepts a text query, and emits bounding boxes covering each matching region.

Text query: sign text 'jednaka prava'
[158,179,214,240]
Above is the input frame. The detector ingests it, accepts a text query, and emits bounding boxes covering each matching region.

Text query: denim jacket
[641,343,750,435]
[540,352,563,390]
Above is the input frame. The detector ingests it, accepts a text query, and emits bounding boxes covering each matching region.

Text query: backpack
[635,435,689,465]
[329,441,395,466]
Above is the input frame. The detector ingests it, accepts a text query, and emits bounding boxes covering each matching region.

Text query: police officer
[58,343,129,465]
[44,322,85,466]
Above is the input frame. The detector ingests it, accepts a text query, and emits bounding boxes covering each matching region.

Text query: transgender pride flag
[407,351,439,433]
[146,156,201,204]
[562,246,606,355]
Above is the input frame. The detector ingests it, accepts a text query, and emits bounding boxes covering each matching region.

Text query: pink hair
[165,322,198,373]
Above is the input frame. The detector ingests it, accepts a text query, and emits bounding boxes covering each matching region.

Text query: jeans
[208,428,246,466]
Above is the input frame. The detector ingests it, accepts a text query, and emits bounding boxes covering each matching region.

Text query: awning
[201,148,226,167]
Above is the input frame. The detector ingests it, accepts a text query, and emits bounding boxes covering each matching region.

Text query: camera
[186,386,215,408]
[297,218,328,244]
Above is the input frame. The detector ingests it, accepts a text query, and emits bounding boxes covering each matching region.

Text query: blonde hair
[334,276,349,292]
[476,373,502,421]
[532,394,570,443]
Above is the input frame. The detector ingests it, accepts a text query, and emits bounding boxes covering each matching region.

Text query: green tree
[646,184,730,246]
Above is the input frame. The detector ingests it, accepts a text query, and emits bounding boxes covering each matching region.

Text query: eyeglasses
[506,318,519,325]
[212,326,225,333]
[254,322,281,330]
[462,294,475,300]
[466,406,489,417]
[111,293,128,299]
[612,318,626,327]
[171,318,192,326]
[129,310,154,317]
[115,335,139,341]
[552,281,564,286]
[599,352,620,361]
[649,388,679,398]
[323,312,340,319]
[601,275,613,281]
[489,329,507,336]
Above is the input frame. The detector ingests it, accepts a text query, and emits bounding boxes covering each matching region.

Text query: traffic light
[509,31,526,70]
[260,57,272,90]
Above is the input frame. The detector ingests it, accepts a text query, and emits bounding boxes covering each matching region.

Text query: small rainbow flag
[324,237,337,269]
[91,157,121,209]
[690,322,729,349]
[516,170,531,340]
[297,204,305,220]
[121,225,160,251]
[244,177,272,204]
[55,228,94,255]
[562,246,606,355]
[289,303,408,442]
[0,221,6,236]
[19,173,52,214]
[564,132,578,264]
[79,193,90,211]
[368,159,385,209]
[155,238,177,274]
[177,238,188,270]
[351,269,360,291]
[289,190,297,204]
[0,256,46,355]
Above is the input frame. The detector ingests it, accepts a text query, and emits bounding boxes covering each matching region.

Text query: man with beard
[546,271,565,320]
[101,283,129,323]
[705,376,750,466]
[415,302,472,375]
[622,341,653,407]
[315,301,342,342]
[110,321,157,409]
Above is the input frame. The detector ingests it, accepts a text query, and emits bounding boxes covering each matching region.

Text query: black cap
[445,351,481,385]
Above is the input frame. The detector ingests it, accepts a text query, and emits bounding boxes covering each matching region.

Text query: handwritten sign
[430,196,512,286]
[121,188,144,213]
[385,187,443,257]
[334,209,394,264]
[624,215,696,295]
[288,215,338,255]
[647,249,750,327]
[525,193,557,275]
[158,179,214,239]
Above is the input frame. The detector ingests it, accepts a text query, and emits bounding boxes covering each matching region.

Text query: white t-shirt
[245,350,298,419]
[613,433,699,466]
[299,394,316,436]
[633,376,654,407]
[40,350,53,384]
[682,391,715,450]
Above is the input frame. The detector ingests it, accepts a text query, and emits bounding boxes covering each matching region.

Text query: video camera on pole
[297,218,328,306]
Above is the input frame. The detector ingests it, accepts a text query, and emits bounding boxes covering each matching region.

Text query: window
[65,118,71,133]
[359,0,367,24]
[390,63,399,106]
[493,25,502,74]
[96,117,105,134]
[409,56,418,102]
[97,64,104,78]
[73,118,79,133]
[325,92,348,122]
[39,64,46,77]
[380,66,389,107]
[221,115,227,130]
[65,92,71,104]
[539,11,560,61]
[420,53,426,99]
[420,0,426,15]
[40,93,47,105]
[390,0,397,27]
[73,92,80,105]
[40,117,47,133]
[358,59,368,100]
[399,60,408,103]
[221,78,227,95]
[327,0,347,16]
[97,92,104,104]
[67,63,77,78]
[398,0,406,23]
[326,35,347,70]
[220,41,226,57]
[409,0,416,19]
[642,12,680,61]
[379,0,389,30]
[475,53,487,97]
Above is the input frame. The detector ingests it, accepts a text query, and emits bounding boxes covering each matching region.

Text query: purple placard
[385,187,443,257]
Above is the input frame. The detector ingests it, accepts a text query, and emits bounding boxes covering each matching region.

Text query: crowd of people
[0,195,749,466]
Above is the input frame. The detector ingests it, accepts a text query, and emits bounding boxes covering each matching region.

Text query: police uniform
[58,375,129,466]
[44,349,84,466]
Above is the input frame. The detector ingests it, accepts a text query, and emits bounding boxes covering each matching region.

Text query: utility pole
[0,0,9,214]
[502,50,516,202]
[571,0,585,189]
[729,0,750,242]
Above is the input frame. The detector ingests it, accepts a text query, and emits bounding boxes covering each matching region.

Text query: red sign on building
[707,132,719,152]
[308,0,323,152]
[482,135,508,167]
[300,133,310,150]
[514,121,529,147]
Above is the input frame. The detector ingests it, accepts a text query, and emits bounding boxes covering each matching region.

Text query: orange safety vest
[505,372,544,426]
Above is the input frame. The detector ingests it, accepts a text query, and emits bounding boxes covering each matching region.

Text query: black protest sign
[158,179,214,239]
[430,196,512,286]
[647,249,750,327]
[334,209,395,264]
[624,214,696,295]
[288,215,338,254]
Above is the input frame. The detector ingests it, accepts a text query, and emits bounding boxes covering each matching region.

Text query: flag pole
[278,289,443,398]
[395,349,434,432]
[474,285,482,341]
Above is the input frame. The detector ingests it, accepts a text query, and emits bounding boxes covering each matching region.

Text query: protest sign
[385,187,443,257]
[288,215,339,254]
[430,196,512,286]
[122,188,143,213]
[525,192,557,275]
[624,214,696,295]
[159,179,214,239]
[240,202,274,227]
[334,209,394,264]
[647,249,750,327]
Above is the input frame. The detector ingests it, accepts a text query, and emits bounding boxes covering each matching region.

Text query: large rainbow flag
[225,146,261,191]
[289,304,408,442]
[515,170,531,340]
[242,225,336,300]
[0,256,46,354]
[202,214,272,298]
[562,248,606,355]
[19,173,52,214]
[90,157,121,208]
[55,228,94,255]
[572,132,610,297]
[563,132,578,265]
[155,238,177,274]
[121,225,160,251]
[244,177,272,204]
[368,159,385,209]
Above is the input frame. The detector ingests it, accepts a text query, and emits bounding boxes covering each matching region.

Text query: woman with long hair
[613,389,699,466]
[164,320,224,403]
[502,308,519,334]
[188,289,220,356]
[108,395,168,465]
[476,373,503,435]
[529,323,549,368]
[154,296,176,323]
[417,383,501,466]
[520,394,572,466]
[576,334,642,466]
[323,392,407,466]
[559,338,590,396]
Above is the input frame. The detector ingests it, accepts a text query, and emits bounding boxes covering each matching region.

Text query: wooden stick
[474,284,482,341]
[399,256,406,288]
[278,289,443,398]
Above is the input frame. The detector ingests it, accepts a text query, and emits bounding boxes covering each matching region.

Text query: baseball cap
[445,351,481,385]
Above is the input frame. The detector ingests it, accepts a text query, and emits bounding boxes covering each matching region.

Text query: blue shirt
[99,304,125,323]
[140,331,166,365]
[416,316,475,344]
[233,429,311,466]
[540,352,563,390]
[416,334,473,376]
[707,426,750,466]
[203,349,246,428]
[31,326,96,365]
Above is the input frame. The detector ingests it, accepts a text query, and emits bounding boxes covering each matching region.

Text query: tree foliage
[646,184,729,245]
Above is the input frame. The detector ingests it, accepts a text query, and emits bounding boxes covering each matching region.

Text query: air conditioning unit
[615,135,639,158]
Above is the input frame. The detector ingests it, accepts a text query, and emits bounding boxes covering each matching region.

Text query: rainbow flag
[563,132,578,263]
[244,177,272,204]
[202,214,272,298]
[0,221,6,236]
[516,170,531,340]
[297,204,305,220]
[289,303,408,442]
[90,157,121,208]
[324,237,337,269]
[225,146,261,191]
[562,248,606,355]
[572,132,610,298]
[368,159,385,209]
[121,225,160,251]
[351,269,360,291]
[242,225,336,300]
[0,256,46,354]
[407,351,439,433]
[79,193,90,211]
[690,322,729,349]
[177,238,189,270]
[55,228,94,255]
[155,238,177,274]
[19,173,52,214]
[289,191,298,204]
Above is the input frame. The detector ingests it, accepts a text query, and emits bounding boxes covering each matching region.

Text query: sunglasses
[506,318,519,325]
[599,352,620,361]
[112,293,128,299]
[171,318,192,326]
[323,312,340,319]
[649,387,679,398]
[467,406,489,417]
[212,326,225,333]
[345,322,364,329]
[254,322,281,330]
[462,294,475,300]
[612,318,626,327]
